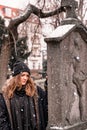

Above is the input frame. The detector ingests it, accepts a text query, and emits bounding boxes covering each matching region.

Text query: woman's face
[20,72,29,85]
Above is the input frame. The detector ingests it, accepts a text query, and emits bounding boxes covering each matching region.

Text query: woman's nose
[24,76,27,80]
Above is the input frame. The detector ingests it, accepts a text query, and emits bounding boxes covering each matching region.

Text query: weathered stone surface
[45,0,87,129]
[61,0,78,18]
[45,15,87,130]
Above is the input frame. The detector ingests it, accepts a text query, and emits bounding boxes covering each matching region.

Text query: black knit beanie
[12,60,30,76]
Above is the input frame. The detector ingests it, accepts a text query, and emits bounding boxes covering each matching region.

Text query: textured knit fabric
[12,60,30,76]
[10,87,36,130]
[0,86,48,130]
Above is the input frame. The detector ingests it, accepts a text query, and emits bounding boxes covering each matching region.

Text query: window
[5,8,11,17]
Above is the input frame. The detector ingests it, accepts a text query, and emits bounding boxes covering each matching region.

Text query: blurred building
[0,5,21,18]
[0,5,22,26]
[0,4,47,79]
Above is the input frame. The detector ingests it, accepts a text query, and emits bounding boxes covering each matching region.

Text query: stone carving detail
[72,39,87,121]
[61,0,78,18]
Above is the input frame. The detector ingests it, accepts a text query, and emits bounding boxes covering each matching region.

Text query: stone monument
[45,0,87,130]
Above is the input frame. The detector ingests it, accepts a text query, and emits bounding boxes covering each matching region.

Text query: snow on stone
[47,24,76,38]
[50,126,63,130]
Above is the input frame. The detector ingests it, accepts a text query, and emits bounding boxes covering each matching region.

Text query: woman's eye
[20,72,29,77]
[21,74,29,77]
[21,74,25,76]
[27,75,29,77]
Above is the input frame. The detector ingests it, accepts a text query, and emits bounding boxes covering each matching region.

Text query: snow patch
[48,24,75,38]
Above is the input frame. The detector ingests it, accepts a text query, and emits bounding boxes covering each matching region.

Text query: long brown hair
[2,74,37,99]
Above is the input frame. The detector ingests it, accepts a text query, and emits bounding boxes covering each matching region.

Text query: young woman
[0,60,48,130]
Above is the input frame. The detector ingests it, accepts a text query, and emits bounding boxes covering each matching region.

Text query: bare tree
[0,0,86,88]
[0,3,64,88]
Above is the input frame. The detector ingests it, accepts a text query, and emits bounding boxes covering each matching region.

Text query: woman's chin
[22,83,26,85]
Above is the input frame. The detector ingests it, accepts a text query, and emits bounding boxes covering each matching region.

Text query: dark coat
[0,86,48,130]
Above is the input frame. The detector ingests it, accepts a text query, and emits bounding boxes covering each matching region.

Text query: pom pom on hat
[12,60,30,76]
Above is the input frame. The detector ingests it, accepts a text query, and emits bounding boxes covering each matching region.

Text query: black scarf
[10,87,37,130]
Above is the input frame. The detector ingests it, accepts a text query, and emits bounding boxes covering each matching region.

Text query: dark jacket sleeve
[37,86,48,129]
[0,93,11,130]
